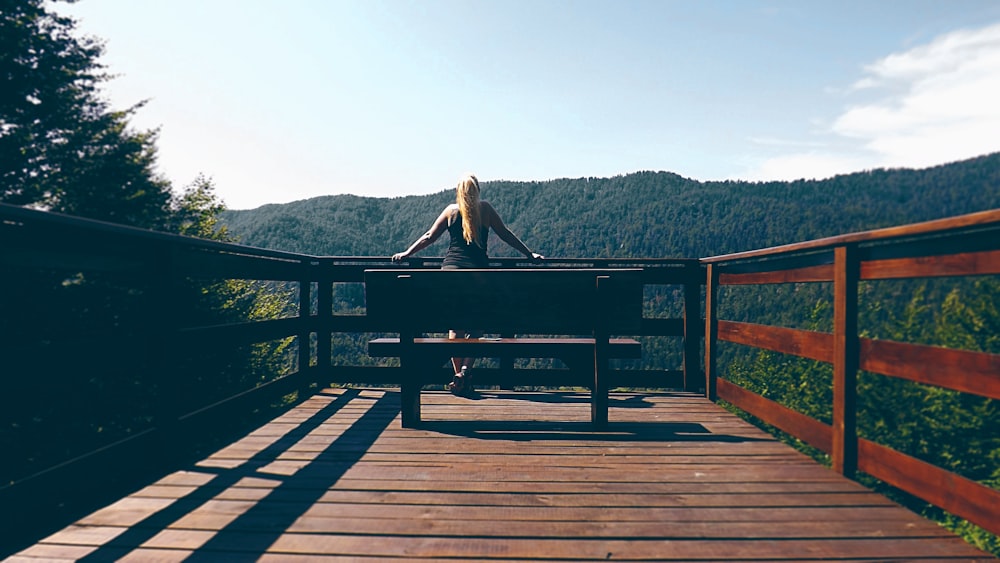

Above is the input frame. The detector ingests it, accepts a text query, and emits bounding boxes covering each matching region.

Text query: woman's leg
[448,330,477,374]
[442,265,479,390]
[448,330,466,375]
[448,331,476,395]
[453,357,475,372]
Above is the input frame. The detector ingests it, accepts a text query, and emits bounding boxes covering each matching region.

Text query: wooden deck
[8,388,991,561]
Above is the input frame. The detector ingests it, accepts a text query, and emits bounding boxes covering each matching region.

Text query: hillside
[220,153,1000,259]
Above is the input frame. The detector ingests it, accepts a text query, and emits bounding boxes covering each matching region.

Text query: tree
[0,0,172,228]
[1,3,299,490]
[170,174,233,240]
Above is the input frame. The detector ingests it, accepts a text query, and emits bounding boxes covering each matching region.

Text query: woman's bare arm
[392,205,455,261]
[483,201,543,261]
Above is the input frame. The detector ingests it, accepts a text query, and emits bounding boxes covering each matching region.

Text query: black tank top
[442,211,489,268]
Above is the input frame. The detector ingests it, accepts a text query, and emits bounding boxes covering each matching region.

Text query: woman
[392,174,543,396]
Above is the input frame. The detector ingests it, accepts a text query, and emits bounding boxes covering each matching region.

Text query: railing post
[317,259,334,384]
[682,263,703,392]
[592,276,613,428]
[703,263,719,401]
[298,260,313,376]
[500,331,515,390]
[832,245,859,476]
[150,245,180,429]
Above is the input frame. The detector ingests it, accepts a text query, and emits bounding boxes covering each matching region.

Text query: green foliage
[169,174,232,240]
[1,0,103,205]
[724,297,835,425]
[165,178,298,411]
[1,0,174,228]
[938,278,1000,354]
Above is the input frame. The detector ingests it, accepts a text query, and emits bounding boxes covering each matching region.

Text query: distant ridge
[220,153,1000,259]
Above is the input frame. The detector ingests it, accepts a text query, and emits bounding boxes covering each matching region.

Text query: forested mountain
[221,153,1000,258]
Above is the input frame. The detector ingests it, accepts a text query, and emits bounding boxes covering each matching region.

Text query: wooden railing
[3,200,998,550]
[702,208,1000,537]
[0,202,702,549]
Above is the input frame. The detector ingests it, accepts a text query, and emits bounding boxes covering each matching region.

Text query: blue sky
[58,0,1000,209]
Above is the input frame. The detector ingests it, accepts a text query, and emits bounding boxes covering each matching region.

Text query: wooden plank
[717,379,833,453]
[717,320,834,363]
[133,478,872,497]
[682,266,702,392]
[593,277,611,427]
[0,246,146,274]
[364,268,643,334]
[860,338,1000,400]
[368,337,641,359]
[832,245,859,476]
[858,437,1000,537]
[260,534,988,560]
[297,280,311,372]
[330,366,683,389]
[173,248,305,281]
[714,251,832,276]
[316,270,333,377]
[176,317,303,345]
[316,490,894,508]
[719,263,834,285]
[158,514,952,539]
[704,264,719,401]
[861,248,1000,280]
[39,500,955,531]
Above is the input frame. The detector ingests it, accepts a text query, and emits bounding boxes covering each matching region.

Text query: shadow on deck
[8,389,989,562]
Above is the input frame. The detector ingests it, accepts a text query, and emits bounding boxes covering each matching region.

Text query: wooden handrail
[702,207,1000,537]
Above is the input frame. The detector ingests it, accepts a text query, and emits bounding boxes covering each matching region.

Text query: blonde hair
[456,174,482,246]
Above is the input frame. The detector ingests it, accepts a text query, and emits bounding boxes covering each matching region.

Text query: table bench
[365,268,643,428]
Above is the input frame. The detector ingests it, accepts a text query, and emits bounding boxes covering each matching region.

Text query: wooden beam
[717,321,834,363]
[717,379,833,453]
[858,438,1000,537]
[704,264,719,401]
[861,248,1000,280]
[298,274,313,375]
[860,338,1000,400]
[832,245,859,477]
[682,263,703,392]
[719,264,834,285]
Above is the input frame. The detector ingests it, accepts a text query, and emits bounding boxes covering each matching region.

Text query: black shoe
[449,366,481,399]
[448,367,468,395]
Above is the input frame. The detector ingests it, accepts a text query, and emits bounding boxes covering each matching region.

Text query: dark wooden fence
[0,202,701,550]
[703,208,1000,538]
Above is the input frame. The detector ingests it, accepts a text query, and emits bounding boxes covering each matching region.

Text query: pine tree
[0,0,172,228]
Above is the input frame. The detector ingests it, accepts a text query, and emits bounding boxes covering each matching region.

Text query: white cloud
[854,22,1000,88]
[738,152,869,182]
[739,22,1000,182]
